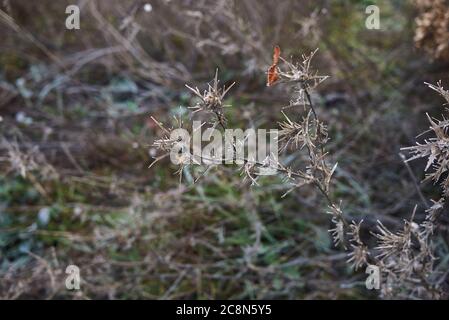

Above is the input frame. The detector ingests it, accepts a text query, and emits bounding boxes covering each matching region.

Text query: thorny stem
[213,109,237,162]
[214,110,228,132]
[302,82,318,121]
[303,83,327,160]
[301,83,350,232]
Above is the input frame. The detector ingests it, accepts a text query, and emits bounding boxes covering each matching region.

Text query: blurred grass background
[1,0,449,299]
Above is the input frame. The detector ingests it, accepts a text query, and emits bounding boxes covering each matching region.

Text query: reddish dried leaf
[267,45,281,86]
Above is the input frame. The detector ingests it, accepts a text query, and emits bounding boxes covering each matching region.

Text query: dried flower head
[327,203,346,249]
[347,220,369,270]
[278,110,329,151]
[402,82,449,197]
[185,69,235,127]
[420,199,445,238]
[149,115,197,182]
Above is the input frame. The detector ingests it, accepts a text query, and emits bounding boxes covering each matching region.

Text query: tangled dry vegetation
[1,0,449,300]
[152,46,449,299]
[414,0,449,61]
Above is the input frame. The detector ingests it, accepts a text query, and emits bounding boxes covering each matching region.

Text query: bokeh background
[1,0,449,299]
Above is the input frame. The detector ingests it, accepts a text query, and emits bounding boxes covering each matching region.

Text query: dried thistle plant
[369,81,449,299]
[273,57,449,299]
[151,46,346,267]
[150,47,448,299]
[149,115,198,183]
[185,69,235,129]
[269,48,346,251]
[334,82,449,299]
[152,46,343,232]
[347,220,369,271]
[371,206,441,299]
[328,203,347,249]
[402,82,449,197]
